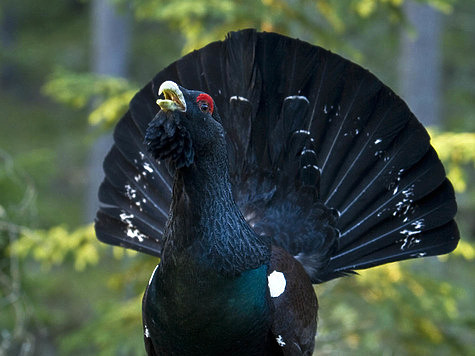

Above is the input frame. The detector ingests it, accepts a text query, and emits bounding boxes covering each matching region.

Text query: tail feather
[98,179,165,240]
[95,29,459,283]
[102,147,169,218]
[329,180,457,270]
[335,118,429,228]
[321,88,403,206]
[95,146,167,255]
[333,220,459,275]
[338,148,447,245]
[95,97,173,255]
[96,210,162,256]
[317,69,380,184]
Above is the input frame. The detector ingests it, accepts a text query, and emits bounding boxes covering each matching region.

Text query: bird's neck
[164,144,270,275]
[181,145,235,207]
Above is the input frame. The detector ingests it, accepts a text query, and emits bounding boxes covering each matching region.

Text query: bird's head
[145,81,224,169]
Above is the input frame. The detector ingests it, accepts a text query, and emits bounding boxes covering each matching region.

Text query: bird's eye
[198,101,209,113]
[196,93,214,115]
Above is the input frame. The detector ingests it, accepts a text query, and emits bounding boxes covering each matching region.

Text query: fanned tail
[95,94,173,256]
[95,29,459,283]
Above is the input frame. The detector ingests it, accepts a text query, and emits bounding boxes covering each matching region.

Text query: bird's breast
[143,262,272,355]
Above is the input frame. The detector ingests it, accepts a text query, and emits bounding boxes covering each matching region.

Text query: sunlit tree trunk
[400,1,443,127]
[86,0,131,221]
[400,1,448,276]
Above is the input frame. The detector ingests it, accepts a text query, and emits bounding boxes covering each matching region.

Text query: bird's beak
[156,81,187,112]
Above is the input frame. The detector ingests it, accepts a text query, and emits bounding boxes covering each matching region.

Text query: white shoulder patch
[268,270,286,298]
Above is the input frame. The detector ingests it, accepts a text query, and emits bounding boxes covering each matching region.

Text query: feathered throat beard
[145,110,194,169]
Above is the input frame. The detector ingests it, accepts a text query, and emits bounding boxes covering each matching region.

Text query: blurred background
[0,0,474,354]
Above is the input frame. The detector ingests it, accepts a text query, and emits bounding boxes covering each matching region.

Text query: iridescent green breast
[143,263,272,355]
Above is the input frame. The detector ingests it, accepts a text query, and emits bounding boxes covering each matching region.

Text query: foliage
[121,0,454,53]
[12,224,100,271]
[443,0,475,132]
[429,130,475,192]
[59,293,144,356]
[0,151,36,355]
[317,255,475,355]
[43,69,138,129]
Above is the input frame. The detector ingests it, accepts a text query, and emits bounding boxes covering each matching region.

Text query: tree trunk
[400,1,443,127]
[86,0,131,221]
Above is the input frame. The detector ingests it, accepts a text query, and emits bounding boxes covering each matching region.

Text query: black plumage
[95,30,459,355]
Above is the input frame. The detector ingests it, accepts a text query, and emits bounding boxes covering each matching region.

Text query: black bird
[95,30,459,355]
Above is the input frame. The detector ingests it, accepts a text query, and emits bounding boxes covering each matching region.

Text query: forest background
[1,0,474,355]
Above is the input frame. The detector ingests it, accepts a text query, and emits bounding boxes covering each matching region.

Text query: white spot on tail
[411,219,425,230]
[276,335,286,347]
[399,234,422,251]
[120,209,148,242]
[411,252,427,257]
[302,164,322,173]
[126,227,145,242]
[301,148,316,155]
[124,185,137,199]
[284,95,309,104]
[400,229,422,237]
[230,95,249,103]
[268,270,286,298]
[143,162,153,173]
[120,212,134,222]
[144,325,150,338]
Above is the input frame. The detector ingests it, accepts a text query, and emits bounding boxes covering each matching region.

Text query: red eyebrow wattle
[196,93,214,114]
